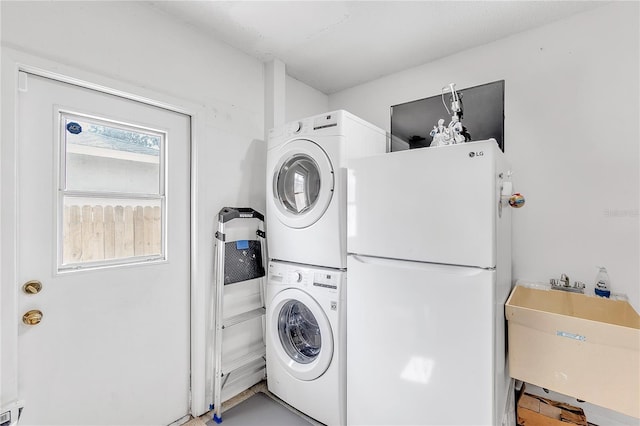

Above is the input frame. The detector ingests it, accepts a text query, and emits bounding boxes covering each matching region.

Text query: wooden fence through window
[63,205,162,264]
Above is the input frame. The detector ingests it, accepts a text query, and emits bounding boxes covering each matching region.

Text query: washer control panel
[286,270,312,286]
[268,262,339,293]
[313,272,339,290]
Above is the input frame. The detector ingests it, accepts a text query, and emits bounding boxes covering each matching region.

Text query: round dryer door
[269,288,334,381]
[272,139,334,229]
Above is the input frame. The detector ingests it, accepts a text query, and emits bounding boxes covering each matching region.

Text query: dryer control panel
[272,111,344,139]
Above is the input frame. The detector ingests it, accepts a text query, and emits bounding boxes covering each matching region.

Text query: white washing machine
[266,260,346,426]
[266,110,387,269]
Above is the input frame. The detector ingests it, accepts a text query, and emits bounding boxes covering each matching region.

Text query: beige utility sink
[506,284,640,419]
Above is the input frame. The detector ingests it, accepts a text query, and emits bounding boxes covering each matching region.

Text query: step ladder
[211,207,267,424]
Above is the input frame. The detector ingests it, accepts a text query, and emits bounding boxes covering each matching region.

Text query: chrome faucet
[550,273,585,293]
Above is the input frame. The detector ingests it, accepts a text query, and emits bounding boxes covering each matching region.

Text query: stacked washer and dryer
[265,111,386,426]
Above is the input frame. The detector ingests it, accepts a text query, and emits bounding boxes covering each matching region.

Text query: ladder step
[222,346,266,376]
[222,358,266,389]
[222,307,265,329]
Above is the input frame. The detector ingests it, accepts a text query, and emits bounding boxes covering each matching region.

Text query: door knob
[23,280,42,294]
[22,310,43,325]
[508,193,526,208]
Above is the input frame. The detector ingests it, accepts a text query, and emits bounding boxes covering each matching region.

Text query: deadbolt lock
[23,280,42,295]
[22,310,43,325]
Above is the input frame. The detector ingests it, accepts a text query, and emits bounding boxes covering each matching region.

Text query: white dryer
[266,260,346,426]
[266,110,387,269]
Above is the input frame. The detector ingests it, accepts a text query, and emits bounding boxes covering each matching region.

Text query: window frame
[56,109,168,272]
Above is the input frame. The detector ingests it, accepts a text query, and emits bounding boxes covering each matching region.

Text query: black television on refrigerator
[390,80,504,152]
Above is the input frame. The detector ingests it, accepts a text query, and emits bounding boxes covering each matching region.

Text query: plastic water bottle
[594,267,611,298]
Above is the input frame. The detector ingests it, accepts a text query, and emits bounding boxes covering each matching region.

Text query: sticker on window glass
[66,122,82,134]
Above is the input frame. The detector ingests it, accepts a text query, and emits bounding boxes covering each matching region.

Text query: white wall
[285,75,329,122]
[1,0,266,416]
[329,3,640,313]
[2,1,266,208]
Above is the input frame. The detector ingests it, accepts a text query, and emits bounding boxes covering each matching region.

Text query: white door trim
[0,48,209,418]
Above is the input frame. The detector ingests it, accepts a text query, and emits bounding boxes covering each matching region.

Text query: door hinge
[0,400,25,426]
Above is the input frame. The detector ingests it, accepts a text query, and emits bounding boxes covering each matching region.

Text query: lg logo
[468,151,484,158]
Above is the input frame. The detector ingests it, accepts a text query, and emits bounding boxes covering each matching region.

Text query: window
[59,112,166,270]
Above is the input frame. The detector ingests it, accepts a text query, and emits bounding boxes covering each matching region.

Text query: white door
[268,288,333,381]
[347,140,501,268]
[346,254,494,425]
[269,139,334,229]
[16,73,190,425]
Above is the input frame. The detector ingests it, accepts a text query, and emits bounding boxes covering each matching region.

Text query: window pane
[61,196,163,267]
[64,115,162,194]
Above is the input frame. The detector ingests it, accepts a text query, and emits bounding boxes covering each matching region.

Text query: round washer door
[269,288,334,381]
[271,139,334,229]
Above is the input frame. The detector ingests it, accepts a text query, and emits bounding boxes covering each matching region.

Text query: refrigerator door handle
[348,254,494,275]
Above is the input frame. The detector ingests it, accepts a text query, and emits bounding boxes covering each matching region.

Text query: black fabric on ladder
[223,240,264,285]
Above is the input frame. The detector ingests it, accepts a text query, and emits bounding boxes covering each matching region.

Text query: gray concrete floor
[204,392,316,426]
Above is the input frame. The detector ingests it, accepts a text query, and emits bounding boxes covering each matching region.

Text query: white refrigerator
[346,139,513,426]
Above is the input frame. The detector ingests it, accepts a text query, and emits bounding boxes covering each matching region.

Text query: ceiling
[147,1,608,95]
